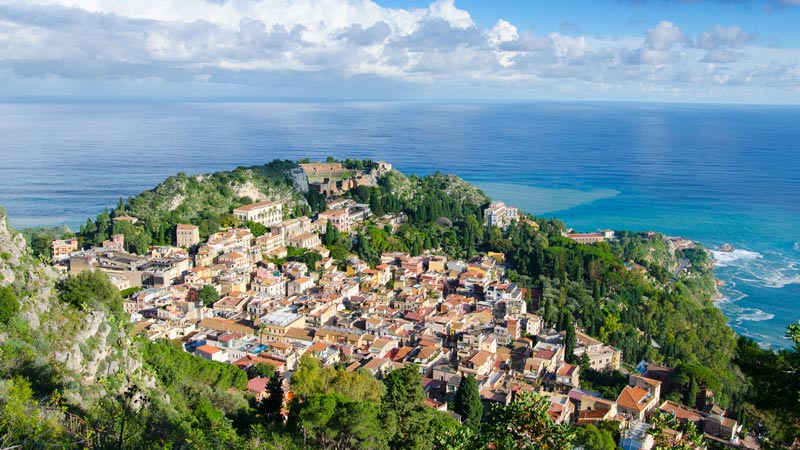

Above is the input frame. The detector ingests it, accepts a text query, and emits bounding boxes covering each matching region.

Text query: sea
[0,102,797,349]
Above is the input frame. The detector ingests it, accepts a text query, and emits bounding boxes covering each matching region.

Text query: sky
[1,0,799,103]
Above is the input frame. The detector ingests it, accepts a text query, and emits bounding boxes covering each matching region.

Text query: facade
[318,209,351,232]
[233,201,283,226]
[196,344,227,362]
[176,223,200,247]
[258,309,306,342]
[51,238,79,259]
[484,201,519,228]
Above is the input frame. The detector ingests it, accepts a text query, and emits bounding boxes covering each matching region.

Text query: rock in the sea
[719,243,735,252]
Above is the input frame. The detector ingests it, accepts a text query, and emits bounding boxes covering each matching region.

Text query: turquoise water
[0,102,797,348]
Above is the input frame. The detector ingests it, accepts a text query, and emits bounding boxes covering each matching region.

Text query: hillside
[2,160,797,448]
[78,160,310,253]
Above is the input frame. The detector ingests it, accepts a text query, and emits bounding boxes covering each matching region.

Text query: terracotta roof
[617,386,650,412]
[196,344,222,355]
[469,350,493,367]
[659,400,704,423]
[247,376,270,393]
[557,363,578,376]
[176,223,198,230]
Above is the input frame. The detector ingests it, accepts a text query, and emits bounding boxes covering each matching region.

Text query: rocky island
[1,159,798,449]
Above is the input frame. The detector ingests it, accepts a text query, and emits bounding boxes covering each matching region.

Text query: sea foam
[710,248,762,267]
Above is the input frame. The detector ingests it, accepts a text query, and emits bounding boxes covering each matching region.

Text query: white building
[233,201,283,226]
[484,201,519,228]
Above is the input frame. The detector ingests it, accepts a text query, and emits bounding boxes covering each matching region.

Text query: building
[196,344,227,362]
[258,309,306,342]
[51,238,79,259]
[287,232,321,249]
[176,224,200,247]
[318,209,351,232]
[566,230,615,245]
[484,201,519,228]
[574,331,621,371]
[233,200,283,227]
[617,385,658,421]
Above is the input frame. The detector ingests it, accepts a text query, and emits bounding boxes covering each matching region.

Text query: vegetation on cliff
[78,160,308,254]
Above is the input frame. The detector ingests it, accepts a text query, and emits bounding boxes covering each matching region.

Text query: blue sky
[382,0,800,45]
[0,0,798,103]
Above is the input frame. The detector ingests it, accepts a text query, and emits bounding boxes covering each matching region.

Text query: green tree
[453,375,482,430]
[253,362,277,379]
[59,270,122,314]
[382,364,432,450]
[0,286,19,325]
[0,376,74,449]
[260,375,284,424]
[198,284,220,307]
[786,320,800,353]
[246,220,268,237]
[298,251,322,272]
[685,375,699,408]
[575,424,617,450]
[481,391,575,450]
[565,320,577,364]
[579,352,591,374]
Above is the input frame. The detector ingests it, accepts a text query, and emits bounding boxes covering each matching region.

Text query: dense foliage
[59,270,123,316]
[78,160,309,253]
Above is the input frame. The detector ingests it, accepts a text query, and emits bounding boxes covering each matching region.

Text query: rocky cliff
[0,207,148,408]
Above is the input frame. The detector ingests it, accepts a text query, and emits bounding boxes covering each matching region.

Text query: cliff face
[0,208,147,407]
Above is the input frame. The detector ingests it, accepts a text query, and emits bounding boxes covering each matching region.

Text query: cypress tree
[262,374,284,423]
[686,376,699,408]
[454,375,483,430]
[565,319,577,364]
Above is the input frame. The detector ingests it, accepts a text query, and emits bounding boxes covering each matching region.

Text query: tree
[0,286,19,325]
[453,375,483,430]
[481,391,576,450]
[298,251,322,272]
[787,320,800,353]
[253,362,276,380]
[245,220,268,237]
[685,375,699,408]
[323,221,338,246]
[382,364,432,450]
[59,270,122,314]
[260,375,284,424]
[575,424,616,450]
[198,284,220,307]
[579,352,591,374]
[93,384,151,450]
[0,376,73,449]
[565,320,577,364]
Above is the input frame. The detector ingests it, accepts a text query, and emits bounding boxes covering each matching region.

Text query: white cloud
[644,21,688,51]
[0,0,797,102]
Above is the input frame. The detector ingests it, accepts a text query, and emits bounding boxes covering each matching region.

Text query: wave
[710,248,762,267]
[734,309,775,323]
[711,247,800,289]
[794,242,800,252]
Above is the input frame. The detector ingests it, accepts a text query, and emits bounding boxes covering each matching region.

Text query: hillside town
[48,162,750,450]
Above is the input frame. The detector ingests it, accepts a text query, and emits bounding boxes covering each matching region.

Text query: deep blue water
[0,102,797,348]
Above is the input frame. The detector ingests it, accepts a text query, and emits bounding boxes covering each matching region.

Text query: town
[49,161,749,450]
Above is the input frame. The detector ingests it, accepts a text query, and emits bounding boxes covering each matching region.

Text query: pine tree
[454,375,483,430]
